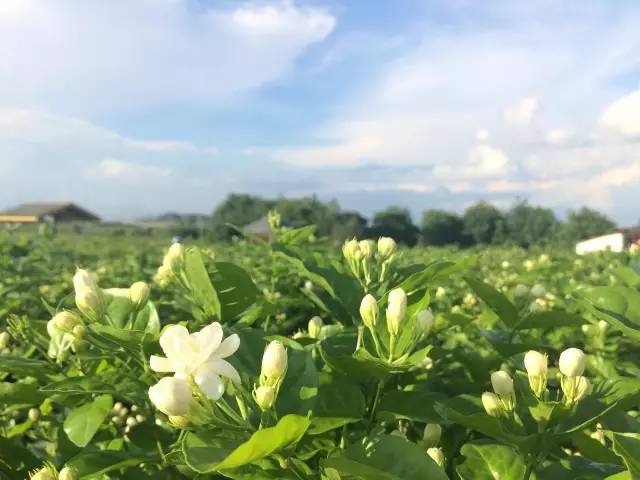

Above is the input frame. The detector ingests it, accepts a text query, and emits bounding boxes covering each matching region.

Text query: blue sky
[1,0,639,223]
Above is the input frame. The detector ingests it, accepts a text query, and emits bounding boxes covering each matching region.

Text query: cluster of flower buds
[482,370,515,417]
[342,236,397,285]
[30,465,78,480]
[154,242,185,287]
[110,402,146,434]
[46,311,87,360]
[254,340,288,411]
[559,348,589,404]
[73,269,106,321]
[423,423,445,466]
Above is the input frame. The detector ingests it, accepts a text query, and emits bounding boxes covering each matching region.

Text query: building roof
[0,202,100,222]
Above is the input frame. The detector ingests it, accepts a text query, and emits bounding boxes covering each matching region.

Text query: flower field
[1,225,639,480]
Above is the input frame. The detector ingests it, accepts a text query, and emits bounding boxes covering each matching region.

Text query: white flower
[73,269,98,294]
[524,350,547,377]
[559,348,586,377]
[360,294,379,329]
[262,340,288,382]
[435,287,446,299]
[377,237,396,258]
[491,371,514,396]
[342,238,360,261]
[0,331,10,349]
[416,309,434,336]
[148,377,193,416]
[575,376,590,401]
[150,322,240,400]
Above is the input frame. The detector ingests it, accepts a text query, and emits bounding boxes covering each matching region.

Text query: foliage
[0,227,639,479]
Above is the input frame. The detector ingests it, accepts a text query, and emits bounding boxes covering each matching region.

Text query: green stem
[367,380,384,432]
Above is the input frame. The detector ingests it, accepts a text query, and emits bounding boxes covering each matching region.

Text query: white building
[576,230,640,255]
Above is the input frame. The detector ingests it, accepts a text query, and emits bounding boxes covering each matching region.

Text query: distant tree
[331,211,367,242]
[367,206,419,246]
[463,201,504,244]
[275,196,339,237]
[420,209,465,245]
[504,201,559,247]
[211,194,274,240]
[561,207,617,243]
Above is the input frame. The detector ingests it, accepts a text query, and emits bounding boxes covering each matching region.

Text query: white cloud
[476,129,490,141]
[0,0,334,111]
[97,158,171,181]
[544,128,573,145]
[600,89,640,137]
[504,97,540,126]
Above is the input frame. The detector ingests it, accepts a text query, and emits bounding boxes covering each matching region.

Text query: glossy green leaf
[457,442,528,480]
[63,394,113,447]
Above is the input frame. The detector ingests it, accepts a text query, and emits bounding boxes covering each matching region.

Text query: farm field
[1,226,640,479]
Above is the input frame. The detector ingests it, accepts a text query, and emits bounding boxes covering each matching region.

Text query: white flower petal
[194,366,225,400]
[212,334,240,359]
[159,325,190,360]
[208,358,241,384]
[192,322,223,364]
[149,355,175,373]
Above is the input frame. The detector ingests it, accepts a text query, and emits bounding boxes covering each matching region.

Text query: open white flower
[150,322,240,400]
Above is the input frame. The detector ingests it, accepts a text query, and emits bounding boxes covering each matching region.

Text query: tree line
[208,193,618,247]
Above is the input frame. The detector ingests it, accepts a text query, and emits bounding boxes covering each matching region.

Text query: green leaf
[457,442,528,480]
[0,356,56,379]
[67,450,149,477]
[309,372,366,434]
[276,348,318,417]
[184,246,221,319]
[0,382,45,406]
[377,390,448,423]
[183,415,310,473]
[63,394,113,447]
[465,276,518,328]
[515,310,586,330]
[211,262,259,322]
[323,434,448,480]
[612,432,640,479]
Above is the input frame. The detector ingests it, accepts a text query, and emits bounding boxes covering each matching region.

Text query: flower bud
[28,408,40,422]
[531,284,546,299]
[154,264,172,286]
[30,468,55,480]
[514,284,529,298]
[308,316,323,339]
[435,287,446,299]
[167,242,185,261]
[386,288,407,336]
[148,377,192,417]
[491,371,514,397]
[76,289,104,320]
[358,239,375,259]
[423,423,442,448]
[72,324,86,338]
[73,269,98,294]
[416,309,434,336]
[359,294,379,330]
[559,348,586,377]
[168,415,190,428]
[575,376,590,401]
[254,385,276,411]
[342,238,360,261]
[377,237,396,258]
[0,331,10,349]
[58,466,79,480]
[481,392,503,417]
[427,447,445,467]
[524,350,547,377]
[129,281,150,310]
[52,311,81,333]
[261,341,288,382]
